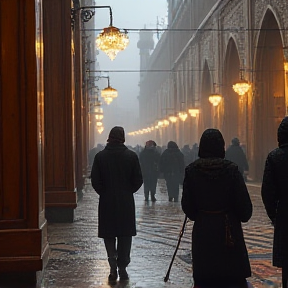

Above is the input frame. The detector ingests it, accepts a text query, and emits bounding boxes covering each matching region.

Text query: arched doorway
[199,60,212,134]
[254,9,286,180]
[223,38,241,145]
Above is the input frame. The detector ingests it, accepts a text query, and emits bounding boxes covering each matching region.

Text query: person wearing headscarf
[139,140,160,201]
[261,116,288,288]
[159,141,185,202]
[91,126,143,282]
[225,137,249,178]
[181,128,252,288]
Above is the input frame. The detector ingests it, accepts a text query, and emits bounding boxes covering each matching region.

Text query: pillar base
[0,271,43,286]
[45,207,75,223]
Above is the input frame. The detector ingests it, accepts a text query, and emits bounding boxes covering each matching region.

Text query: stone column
[43,0,77,222]
[0,0,49,283]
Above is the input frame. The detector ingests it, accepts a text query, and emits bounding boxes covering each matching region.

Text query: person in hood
[139,140,160,201]
[261,116,288,288]
[181,128,252,288]
[225,137,249,179]
[91,126,143,282]
[159,141,185,202]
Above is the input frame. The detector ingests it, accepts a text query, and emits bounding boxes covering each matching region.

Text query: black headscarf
[107,126,125,143]
[198,128,225,159]
[277,116,288,147]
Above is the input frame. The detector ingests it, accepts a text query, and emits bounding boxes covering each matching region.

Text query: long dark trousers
[104,236,132,269]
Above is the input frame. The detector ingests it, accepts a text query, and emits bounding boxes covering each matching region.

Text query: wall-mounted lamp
[96,75,118,105]
[71,5,129,61]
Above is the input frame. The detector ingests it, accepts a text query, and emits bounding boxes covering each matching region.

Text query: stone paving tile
[39,180,281,288]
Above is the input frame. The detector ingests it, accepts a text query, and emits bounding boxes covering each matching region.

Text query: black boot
[108,257,118,282]
[119,267,129,281]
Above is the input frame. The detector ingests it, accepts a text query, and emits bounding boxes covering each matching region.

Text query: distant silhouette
[159,141,185,202]
[225,138,249,179]
[139,140,160,201]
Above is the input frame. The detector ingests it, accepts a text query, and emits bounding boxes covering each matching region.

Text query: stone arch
[222,37,241,146]
[253,8,285,180]
[199,60,213,133]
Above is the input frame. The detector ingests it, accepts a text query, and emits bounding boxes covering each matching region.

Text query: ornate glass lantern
[96,26,129,61]
[209,94,222,106]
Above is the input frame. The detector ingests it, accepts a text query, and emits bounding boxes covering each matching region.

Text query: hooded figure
[261,116,288,288]
[91,126,143,282]
[181,129,252,288]
[159,141,185,202]
[225,137,249,177]
[139,140,161,201]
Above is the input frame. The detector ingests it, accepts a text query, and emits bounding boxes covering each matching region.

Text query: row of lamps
[128,73,252,137]
[76,5,129,134]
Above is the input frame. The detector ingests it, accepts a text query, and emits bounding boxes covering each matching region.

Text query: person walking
[181,128,252,288]
[90,126,143,282]
[159,141,185,202]
[181,144,193,167]
[261,116,288,288]
[225,137,249,179]
[139,140,160,202]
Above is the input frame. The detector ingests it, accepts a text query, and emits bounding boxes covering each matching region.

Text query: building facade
[137,0,288,181]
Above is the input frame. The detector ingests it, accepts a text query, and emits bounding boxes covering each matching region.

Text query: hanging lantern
[188,108,200,117]
[178,111,188,121]
[96,26,129,61]
[101,86,118,105]
[91,105,103,121]
[233,80,251,96]
[163,119,170,127]
[209,94,222,106]
[169,115,178,123]
[97,126,104,134]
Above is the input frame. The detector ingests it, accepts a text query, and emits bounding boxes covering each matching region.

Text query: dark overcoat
[225,145,249,175]
[261,143,288,267]
[182,158,252,286]
[91,143,143,238]
[159,146,185,183]
[139,147,160,180]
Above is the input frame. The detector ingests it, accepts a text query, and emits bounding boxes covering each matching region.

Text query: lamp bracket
[71,6,113,30]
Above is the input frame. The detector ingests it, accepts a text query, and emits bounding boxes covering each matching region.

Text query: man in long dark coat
[225,137,249,178]
[261,116,288,288]
[91,126,143,282]
[139,140,160,201]
[181,129,252,288]
[159,141,185,202]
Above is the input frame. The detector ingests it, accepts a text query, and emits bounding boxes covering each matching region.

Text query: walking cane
[164,215,188,282]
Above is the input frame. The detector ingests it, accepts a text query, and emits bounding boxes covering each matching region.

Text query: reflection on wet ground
[2,180,282,288]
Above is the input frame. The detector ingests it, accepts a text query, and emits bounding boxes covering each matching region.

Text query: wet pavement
[4,179,282,288]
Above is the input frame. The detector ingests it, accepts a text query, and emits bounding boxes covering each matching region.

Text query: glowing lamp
[232,80,251,96]
[96,26,129,61]
[209,94,222,106]
[178,112,188,122]
[169,115,178,123]
[188,109,200,117]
